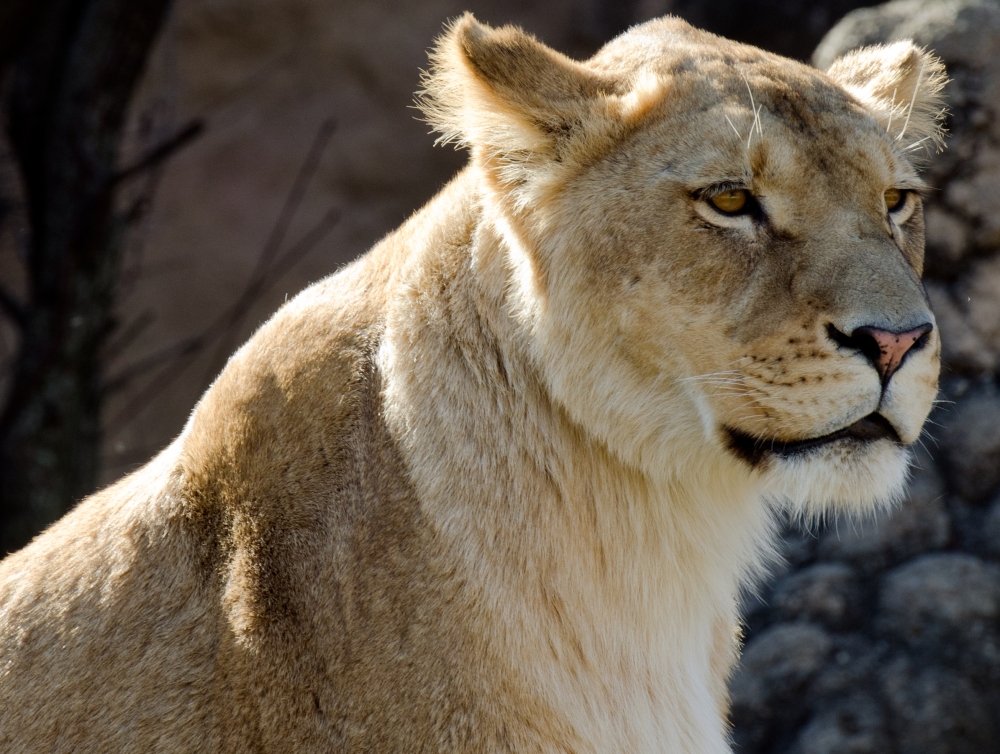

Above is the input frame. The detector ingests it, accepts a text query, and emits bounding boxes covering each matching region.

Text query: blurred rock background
[731,1,1000,751]
[0,0,998,750]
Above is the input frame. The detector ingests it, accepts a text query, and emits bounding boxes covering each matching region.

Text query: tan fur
[0,16,944,753]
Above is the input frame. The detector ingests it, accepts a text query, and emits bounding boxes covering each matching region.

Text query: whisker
[735,414,773,423]
[896,58,926,141]
[741,74,763,147]
[903,136,931,152]
[886,86,897,134]
[725,114,743,140]
[678,370,743,382]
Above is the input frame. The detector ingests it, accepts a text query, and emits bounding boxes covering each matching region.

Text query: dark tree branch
[101,309,155,362]
[0,287,26,328]
[105,205,339,431]
[0,0,58,74]
[0,0,175,552]
[255,119,337,279]
[203,119,336,379]
[113,118,205,185]
[103,333,205,395]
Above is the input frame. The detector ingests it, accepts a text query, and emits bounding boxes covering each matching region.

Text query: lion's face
[424,17,946,513]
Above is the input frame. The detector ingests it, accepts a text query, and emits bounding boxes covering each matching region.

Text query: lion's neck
[378,176,778,751]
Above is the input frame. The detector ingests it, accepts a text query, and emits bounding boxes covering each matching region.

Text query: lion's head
[421,15,946,516]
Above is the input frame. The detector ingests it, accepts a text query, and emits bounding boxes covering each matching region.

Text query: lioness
[0,14,944,753]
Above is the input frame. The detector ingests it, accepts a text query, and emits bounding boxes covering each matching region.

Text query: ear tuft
[825,41,948,155]
[417,14,620,178]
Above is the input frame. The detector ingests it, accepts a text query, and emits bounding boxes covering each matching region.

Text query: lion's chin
[758,437,912,518]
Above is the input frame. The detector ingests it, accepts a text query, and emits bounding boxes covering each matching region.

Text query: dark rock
[925,281,998,374]
[982,494,1000,559]
[807,635,884,704]
[787,693,890,754]
[769,563,863,631]
[940,383,1000,502]
[952,255,1000,364]
[743,528,821,634]
[780,527,819,569]
[880,656,997,754]
[876,553,1000,674]
[816,462,950,573]
[730,623,833,748]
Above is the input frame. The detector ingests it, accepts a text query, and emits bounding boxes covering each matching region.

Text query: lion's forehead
[596,34,894,186]
[636,98,895,214]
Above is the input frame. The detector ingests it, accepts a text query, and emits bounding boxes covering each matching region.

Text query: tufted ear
[825,41,948,154]
[418,14,637,192]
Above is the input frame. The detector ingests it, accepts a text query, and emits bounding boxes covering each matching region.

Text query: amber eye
[884,188,906,212]
[710,189,749,214]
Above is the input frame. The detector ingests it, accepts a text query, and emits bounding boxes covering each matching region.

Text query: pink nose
[852,324,933,383]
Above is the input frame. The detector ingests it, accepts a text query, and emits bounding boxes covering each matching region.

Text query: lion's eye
[884,188,906,212]
[710,189,750,214]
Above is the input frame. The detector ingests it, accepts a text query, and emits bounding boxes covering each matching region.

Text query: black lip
[725,413,902,468]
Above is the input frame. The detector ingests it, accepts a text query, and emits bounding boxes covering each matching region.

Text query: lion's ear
[418,14,624,185]
[824,41,948,152]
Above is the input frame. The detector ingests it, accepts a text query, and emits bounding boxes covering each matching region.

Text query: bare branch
[202,119,337,379]
[113,118,205,185]
[101,309,156,362]
[0,286,26,328]
[256,119,337,278]
[103,333,205,395]
[104,207,339,430]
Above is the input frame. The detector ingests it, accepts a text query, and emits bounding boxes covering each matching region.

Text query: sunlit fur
[0,15,944,753]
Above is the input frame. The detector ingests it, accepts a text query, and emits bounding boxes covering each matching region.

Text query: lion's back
[0,444,221,751]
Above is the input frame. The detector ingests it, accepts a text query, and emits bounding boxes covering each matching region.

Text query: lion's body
[0,16,945,753]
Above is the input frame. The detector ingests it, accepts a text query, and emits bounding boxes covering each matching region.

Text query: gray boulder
[787,693,890,754]
[769,563,863,631]
[880,656,997,753]
[876,553,1000,675]
[940,382,1000,501]
[730,623,834,748]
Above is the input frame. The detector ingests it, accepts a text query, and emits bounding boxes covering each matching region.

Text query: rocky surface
[732,1,1000,750]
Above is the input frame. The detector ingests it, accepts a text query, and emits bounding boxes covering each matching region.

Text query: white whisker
[742,74,759,148]
[896,59,926,141]
[903,136,931,152]
[678,370,743,382]
[725,114,743,140]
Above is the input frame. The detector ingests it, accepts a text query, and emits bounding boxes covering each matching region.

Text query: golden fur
[0,15,945,753]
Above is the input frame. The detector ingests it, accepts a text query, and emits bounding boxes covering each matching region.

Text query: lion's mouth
[725,413,902,467]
